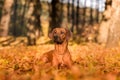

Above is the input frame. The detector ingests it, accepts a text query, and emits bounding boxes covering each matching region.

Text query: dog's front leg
[52,57,59,68]
[63,53,73,69]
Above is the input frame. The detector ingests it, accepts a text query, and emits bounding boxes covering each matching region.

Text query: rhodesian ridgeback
[40,27,73,69]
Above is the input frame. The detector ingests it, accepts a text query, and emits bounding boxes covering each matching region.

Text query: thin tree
[25,0,41,45]
[50,0,61,30]
[0,0,14,36]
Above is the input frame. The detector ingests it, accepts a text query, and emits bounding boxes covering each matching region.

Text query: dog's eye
[54,30,57,34]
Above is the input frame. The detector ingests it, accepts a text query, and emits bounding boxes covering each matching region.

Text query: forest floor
[0,37,120,80]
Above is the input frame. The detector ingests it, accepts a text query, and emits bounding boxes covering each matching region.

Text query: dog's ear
[66,28,72,40]
[48,32,53,39]
[48,29,54,39]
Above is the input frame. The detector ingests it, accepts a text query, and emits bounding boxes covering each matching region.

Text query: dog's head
[49,28,72,44]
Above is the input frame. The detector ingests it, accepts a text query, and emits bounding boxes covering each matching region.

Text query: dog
[40,27,73,69]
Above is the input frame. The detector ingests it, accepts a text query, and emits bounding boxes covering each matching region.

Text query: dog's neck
[54,40,68,55]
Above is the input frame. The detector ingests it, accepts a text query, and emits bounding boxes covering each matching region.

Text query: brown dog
[40,27,73,69]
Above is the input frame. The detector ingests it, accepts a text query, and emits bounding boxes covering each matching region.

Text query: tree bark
[25,0,40,45]
[0,0,14,36]
[97,21,109,44]
[50,0,61,30]
[97,0,112,44]
[106,0,120,47]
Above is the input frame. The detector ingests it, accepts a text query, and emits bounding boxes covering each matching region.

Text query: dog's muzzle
[53,35,63,44]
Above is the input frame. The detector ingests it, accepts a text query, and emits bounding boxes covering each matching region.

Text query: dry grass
[0,43,120,80]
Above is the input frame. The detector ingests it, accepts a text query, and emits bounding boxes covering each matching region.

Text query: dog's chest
[57,55,64,63]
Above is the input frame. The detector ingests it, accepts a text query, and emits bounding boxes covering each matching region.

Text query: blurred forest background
[0,0,120,47]
[1,0,120,80]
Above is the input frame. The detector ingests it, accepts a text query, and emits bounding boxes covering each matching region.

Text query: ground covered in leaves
[0,43,120,80]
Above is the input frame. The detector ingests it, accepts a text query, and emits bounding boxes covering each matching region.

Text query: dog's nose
[54,35,58,40]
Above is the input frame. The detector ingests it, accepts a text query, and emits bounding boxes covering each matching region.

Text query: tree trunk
[26,1,36,45]
[0,0,13,36]
[25,0,40,45]
[97,21,109,44]
[97,0,112,44]
[50,0,61,30]
[106,0,120,47]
